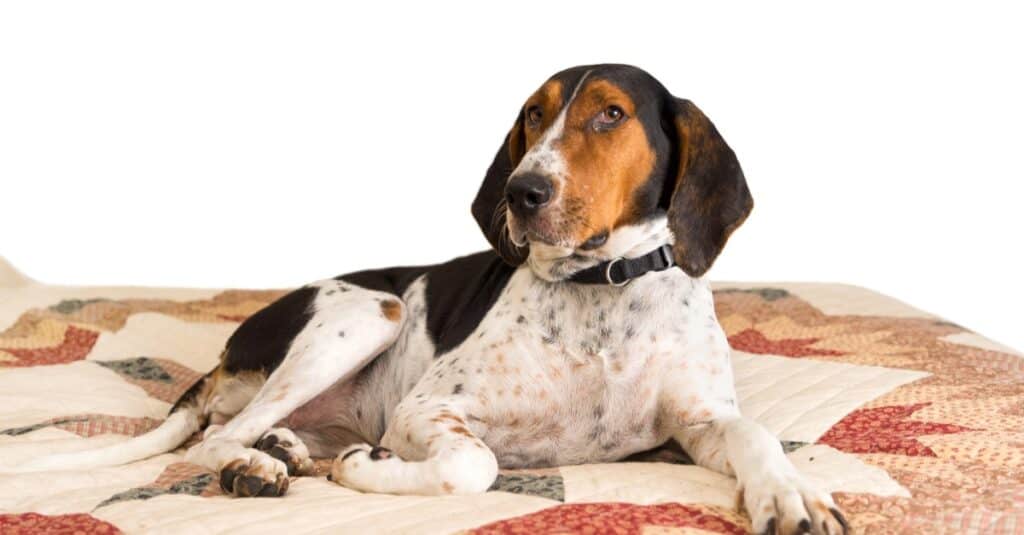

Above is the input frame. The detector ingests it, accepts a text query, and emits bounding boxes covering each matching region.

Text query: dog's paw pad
[218,454,290,498]
[329,443,404,492]
[369,446,393,460]
[254,428,313,476]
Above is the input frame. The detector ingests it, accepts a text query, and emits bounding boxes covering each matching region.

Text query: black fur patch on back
[339,251,517,357]
[422,251,516,355]
[336,265,427,298]
[171,250,517,414]
[222,285,320,375]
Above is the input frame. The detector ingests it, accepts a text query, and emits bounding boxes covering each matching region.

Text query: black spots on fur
[338,331,346,338]
[542,326,562,345]
[579,340,600,355]
[682,298,690,307]
[452,384,464,395]
[629,299,643,312]
[516,315,527,325]
[625,326,637,339]
[356,408,363,419]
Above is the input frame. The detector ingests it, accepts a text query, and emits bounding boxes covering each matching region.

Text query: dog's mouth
[507,214,566,249]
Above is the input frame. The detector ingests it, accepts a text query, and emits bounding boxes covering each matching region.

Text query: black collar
[568,244,675,286]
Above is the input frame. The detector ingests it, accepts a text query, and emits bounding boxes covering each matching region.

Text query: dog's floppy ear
[472,113,530,266]
[665,98,753,277]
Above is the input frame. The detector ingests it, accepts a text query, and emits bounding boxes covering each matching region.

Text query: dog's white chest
[397,268,735,468]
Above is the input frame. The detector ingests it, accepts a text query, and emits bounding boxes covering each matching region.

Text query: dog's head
[472,64,752,278]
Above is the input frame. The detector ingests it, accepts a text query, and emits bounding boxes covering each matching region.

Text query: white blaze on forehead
[512,70,593,185]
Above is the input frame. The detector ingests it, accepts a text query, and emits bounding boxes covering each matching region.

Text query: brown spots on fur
[450,426,473,438]
[380,299,402,322]
[432,411,466,426]
[512,385,523,397]
[441,481,455,493]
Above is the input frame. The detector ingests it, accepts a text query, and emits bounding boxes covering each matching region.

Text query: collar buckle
[604,257,630,286]
[658,244,674,269]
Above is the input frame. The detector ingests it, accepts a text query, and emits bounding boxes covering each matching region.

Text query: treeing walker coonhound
[23,64,847,535]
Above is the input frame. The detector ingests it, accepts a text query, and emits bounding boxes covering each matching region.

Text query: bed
[1,257,1021,534]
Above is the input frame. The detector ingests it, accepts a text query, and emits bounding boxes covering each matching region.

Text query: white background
[2,2,1022,349]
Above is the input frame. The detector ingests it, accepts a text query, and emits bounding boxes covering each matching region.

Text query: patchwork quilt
[1,257,1021,534]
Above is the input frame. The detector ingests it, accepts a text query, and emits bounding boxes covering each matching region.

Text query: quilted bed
[1,257,1022,534]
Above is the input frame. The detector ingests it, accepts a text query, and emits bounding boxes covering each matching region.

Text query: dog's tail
[6,375,212,474]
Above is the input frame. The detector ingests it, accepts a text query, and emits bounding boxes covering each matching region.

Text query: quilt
[1,258,1021,534]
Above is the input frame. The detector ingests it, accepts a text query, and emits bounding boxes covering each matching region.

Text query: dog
[23,64,847,535]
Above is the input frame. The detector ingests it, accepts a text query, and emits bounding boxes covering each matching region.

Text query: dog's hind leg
[186,279,406,497]
[329,399,498,495]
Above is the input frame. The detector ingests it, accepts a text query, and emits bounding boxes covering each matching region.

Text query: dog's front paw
[741,472,848,535]
[254,428,314,476]
[328,443,400,493]
[218,449,290,498]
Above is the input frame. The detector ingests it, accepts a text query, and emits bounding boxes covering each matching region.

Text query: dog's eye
[594,105,626,129]
[526,106,543,126]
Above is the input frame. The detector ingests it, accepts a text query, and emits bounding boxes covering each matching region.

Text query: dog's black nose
[505,173,553,216]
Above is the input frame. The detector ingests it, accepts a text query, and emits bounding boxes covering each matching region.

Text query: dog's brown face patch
[556,79,656,243]
[514,76,657,247]
[520,80,563,156]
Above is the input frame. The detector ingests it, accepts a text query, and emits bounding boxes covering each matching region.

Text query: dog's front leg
[329,398,498,496]
[673,416,849,535]
[186,282,406,497]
